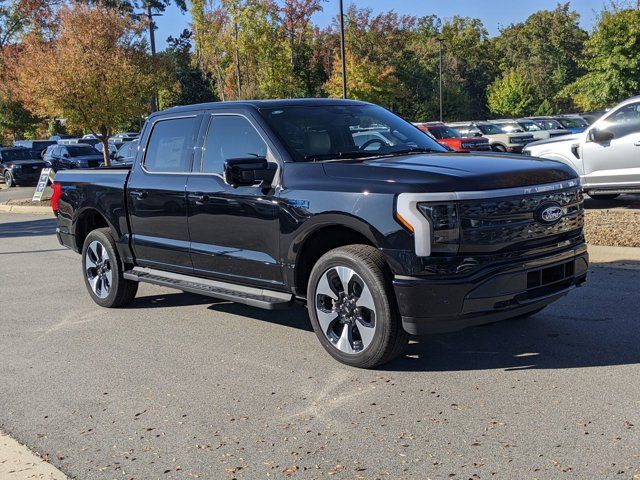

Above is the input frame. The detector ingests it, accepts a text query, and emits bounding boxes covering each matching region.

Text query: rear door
[127,114,202,273]
[185,111,283,287]
[581,101,640,188]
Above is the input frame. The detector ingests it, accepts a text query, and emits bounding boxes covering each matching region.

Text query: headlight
[11,164,22,171]
[417,203,460,254]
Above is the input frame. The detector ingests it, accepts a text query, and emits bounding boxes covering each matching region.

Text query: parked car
[49,135,80,142]
[112,132,139,142]
[523,96,640,200]
[95,141,123,158]
[113,139,138,165]
[13,140,57,159]
[43,143,103,170]
[0,147,46,187]
[557,115,590,129]
[52,99,588,368]
[446,121,534,152]
[414,122,491,152]
[493,119,569,141]
[529,116,586,134]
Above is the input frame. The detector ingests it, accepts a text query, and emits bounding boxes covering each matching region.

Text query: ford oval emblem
[536,202,564,224]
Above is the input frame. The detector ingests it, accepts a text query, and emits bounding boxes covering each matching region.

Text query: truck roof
[157,98,371,117]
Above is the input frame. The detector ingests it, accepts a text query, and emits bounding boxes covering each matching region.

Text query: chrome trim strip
[397,179,581,257]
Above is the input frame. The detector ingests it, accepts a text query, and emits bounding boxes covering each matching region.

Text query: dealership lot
[0,212,639,479]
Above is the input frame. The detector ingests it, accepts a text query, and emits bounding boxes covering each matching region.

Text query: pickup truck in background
[445,121,534,153]
[492,119,569,141]
[524,96,640,200]
[52,99,588,368]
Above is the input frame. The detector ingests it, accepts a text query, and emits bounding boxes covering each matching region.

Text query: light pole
[139,5,162,111]
[437,37,444,122]
[339,0,347,99]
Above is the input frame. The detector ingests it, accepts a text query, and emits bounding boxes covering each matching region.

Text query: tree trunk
[101,138,111,167]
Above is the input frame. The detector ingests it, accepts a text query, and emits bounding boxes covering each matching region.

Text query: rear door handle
[189,193,210,205]
[130,190,148,200]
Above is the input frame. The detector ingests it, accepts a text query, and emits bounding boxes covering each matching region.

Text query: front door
[582,101,640,188]
[127,115,201,273]
[186,112,283,288]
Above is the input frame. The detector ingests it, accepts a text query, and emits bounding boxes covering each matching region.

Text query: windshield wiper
[303,151,382,162]
[385,147,440,156]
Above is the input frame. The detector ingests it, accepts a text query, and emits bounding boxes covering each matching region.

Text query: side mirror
[224,157,270,187]
[589,128,614,143]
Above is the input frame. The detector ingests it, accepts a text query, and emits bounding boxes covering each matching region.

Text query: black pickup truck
[53,99,588,368]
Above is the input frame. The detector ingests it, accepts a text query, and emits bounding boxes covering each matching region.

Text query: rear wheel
[307,245,408,368]
[4,171,15,187]
[589,193,620,201]
[82,228,138,308]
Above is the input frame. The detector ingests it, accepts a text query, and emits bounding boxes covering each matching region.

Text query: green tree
[493,3,588,113]
[158,29,216,108]
[487,67,540,117]
[565,7,640,110]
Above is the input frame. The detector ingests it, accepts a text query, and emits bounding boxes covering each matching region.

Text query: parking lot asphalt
[0,212,639,479]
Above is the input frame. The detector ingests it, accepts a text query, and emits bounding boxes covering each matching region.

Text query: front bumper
[394,244,588,335]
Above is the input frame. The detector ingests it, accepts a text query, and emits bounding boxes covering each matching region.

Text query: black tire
[307,244,409,368]
[589,193,620,201]
[4,170,15,187]
[492,144,507,152]
[81,227,138,308]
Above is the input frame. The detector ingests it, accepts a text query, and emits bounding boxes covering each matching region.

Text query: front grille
[458,186,584,254]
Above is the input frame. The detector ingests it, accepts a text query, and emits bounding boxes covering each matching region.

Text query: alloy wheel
[314,266,377,354]
[85,240,113,299]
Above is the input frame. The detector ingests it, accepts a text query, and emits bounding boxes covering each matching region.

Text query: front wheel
[82,228,138,308]
[307,245,408,368]
[4,171,15,187]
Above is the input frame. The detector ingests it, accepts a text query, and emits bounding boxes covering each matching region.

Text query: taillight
[51,182,62,213]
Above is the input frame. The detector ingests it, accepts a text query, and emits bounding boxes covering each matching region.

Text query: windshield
[557,117,583,129]
[477,124,505,135]
[497,122,524,133]
[259,104,446,161]
[67,145,99,156]
[1,149,33,161]
[537,119,563,130]
[517,120,543,132]
[428,126,461,139]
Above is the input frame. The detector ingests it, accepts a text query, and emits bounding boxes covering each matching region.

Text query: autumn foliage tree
[13,3,156,165]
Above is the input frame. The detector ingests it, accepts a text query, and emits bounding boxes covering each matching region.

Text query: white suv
[523,96,640,200]
[447,121,534,153]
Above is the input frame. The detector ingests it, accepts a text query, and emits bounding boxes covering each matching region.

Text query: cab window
[144,117,198,173]
[201,115,267,174]
[600,102,640,139]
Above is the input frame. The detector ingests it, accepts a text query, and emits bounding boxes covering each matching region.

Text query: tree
[158,29,216,108]
[14,3,157,165]
[493,4,588,113]
[565,7,640,110]
[487,67,540,117]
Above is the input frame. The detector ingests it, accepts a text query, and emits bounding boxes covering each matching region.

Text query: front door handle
[189,193,210,205]
[130,190,148,200]
[634,141,640,147]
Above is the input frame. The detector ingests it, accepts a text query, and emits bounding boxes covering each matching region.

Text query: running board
[587,188,640,195]
[124,267,294,310]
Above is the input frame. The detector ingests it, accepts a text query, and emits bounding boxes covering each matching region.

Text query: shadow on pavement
[584,194,640,210]
[0,218,57,238]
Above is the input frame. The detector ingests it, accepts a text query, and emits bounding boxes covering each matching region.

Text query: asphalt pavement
[0,212,638,479]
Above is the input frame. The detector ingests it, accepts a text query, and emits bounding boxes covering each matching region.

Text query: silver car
[523,96,640,199]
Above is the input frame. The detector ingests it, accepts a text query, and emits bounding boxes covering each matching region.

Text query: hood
[525,133,581,149]
[322,153,578,192]
[7,159,46,167]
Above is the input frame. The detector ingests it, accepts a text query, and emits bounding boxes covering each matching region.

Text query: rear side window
[144,117,198,173]
[201,115,267,174]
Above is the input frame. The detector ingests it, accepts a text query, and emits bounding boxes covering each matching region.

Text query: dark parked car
[13,140,57,159]
[0,147,46,187]
[52,99,588,368]
[43,144,103,170]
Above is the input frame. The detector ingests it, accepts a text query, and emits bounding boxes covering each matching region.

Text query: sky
[154,0,611,50]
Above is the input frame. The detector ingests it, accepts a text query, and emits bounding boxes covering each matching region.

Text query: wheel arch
[290,216,381,297]
[73,207,115,253]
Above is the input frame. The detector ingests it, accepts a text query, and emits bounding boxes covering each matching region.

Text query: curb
[0,431,69,479]
[588,244,640,269]
[0,203,54,215]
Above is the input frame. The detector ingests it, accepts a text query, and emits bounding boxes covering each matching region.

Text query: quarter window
[144,117,198,173]
[201,115,267,174]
